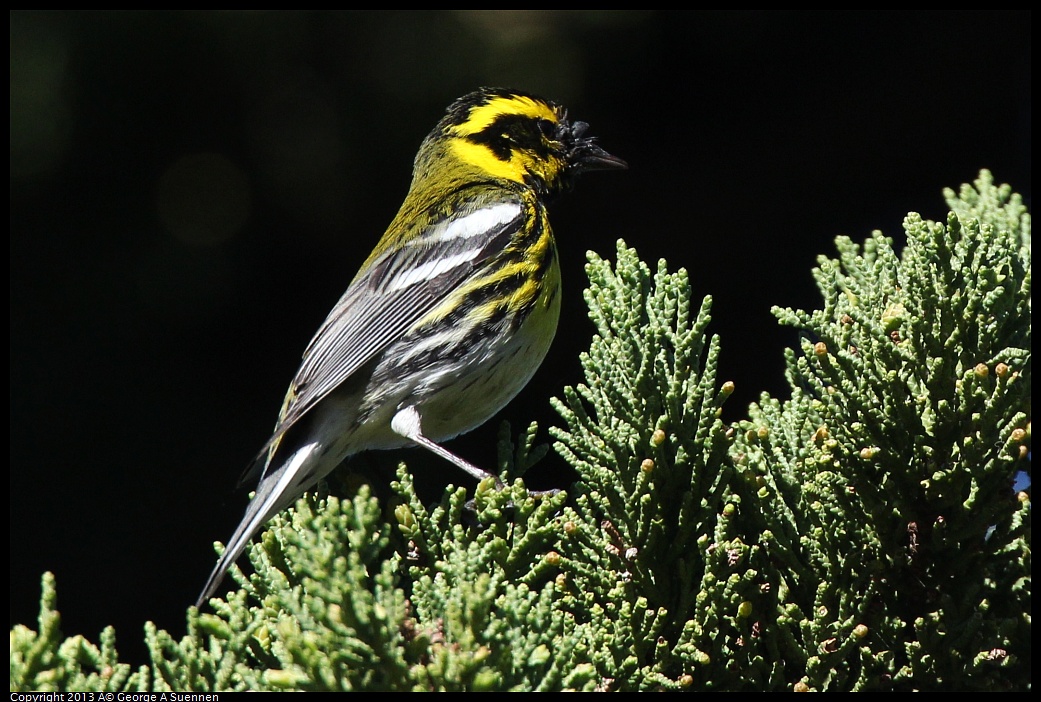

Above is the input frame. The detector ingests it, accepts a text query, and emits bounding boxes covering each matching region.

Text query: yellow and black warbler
[197,87,625,606]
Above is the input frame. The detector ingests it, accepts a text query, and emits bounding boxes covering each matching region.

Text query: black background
[10,11,1030,666]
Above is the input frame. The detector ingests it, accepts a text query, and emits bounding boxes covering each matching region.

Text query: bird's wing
[240,190,528,485]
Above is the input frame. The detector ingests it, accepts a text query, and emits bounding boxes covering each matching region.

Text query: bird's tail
[195,442,321,607]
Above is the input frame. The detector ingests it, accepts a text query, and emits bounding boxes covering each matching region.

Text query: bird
[196,87,625,607]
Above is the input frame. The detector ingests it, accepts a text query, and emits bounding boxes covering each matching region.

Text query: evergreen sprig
[10,171,1029,691]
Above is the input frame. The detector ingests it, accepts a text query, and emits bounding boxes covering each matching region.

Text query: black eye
[536,119,556,138]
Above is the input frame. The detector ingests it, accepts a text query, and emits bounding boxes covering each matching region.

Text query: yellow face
[446,93,571,192]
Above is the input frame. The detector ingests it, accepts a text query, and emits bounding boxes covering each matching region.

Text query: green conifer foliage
[10,171,1029,691]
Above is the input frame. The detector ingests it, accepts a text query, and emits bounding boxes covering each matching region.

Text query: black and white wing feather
[243,190,526,483]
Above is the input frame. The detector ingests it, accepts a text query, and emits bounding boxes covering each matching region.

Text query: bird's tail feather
[195,442,321,607]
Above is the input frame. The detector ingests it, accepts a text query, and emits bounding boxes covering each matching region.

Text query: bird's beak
[568,120,627,174]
